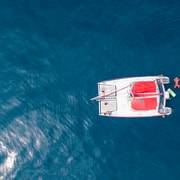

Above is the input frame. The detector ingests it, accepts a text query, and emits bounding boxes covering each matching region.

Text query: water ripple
[0,111,50,179]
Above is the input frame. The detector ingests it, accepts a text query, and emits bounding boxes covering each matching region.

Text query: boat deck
[97,76,164,117]
[98,84,117,115]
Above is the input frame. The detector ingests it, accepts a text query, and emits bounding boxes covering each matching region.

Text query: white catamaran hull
[91,76,172,118]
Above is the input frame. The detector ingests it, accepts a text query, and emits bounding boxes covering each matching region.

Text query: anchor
[174,77,180,88]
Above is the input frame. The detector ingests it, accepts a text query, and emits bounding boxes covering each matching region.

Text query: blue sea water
[0,0,180,179]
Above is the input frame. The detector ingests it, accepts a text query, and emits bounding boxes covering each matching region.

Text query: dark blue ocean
[0,0,180,179]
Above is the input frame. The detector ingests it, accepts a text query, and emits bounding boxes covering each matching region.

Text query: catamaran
[91,75,172,118]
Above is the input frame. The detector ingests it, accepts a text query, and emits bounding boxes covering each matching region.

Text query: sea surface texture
[0,0,180,179]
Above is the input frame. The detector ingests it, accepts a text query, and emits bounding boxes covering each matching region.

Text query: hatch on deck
[98,84,117,114]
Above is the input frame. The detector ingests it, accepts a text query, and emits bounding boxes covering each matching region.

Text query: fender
[174,77,180,88]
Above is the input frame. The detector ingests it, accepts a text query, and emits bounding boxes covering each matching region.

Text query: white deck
[95,76,170,118]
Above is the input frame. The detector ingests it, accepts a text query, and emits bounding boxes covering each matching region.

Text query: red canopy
[131,81,157,111]
[132,81,156,94]
[131,98,157,110]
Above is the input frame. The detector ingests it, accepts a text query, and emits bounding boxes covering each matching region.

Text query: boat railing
[91,96,116,101]
[101,96,116,100]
